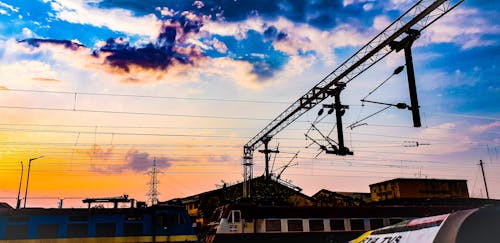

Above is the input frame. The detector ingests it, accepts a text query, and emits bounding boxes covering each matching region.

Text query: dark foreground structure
[204,203,498,243]
[0,204,197,242]
[353,205,500,243]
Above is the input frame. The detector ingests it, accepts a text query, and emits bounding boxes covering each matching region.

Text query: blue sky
[0,0,499,206]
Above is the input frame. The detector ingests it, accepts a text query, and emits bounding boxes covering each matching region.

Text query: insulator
[396,103,408,109]
[394,65,405,74]
[318,108,324,116]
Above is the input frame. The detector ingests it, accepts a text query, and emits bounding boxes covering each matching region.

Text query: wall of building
[370,179,469,202]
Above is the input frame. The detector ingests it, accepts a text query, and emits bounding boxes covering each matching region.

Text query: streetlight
[23,155,44,208]
[16,161,23,209]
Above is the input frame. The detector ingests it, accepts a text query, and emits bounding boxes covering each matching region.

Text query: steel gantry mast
[242,0,463,198]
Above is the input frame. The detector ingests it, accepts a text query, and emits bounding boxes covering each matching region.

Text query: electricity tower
[147,157,160,205]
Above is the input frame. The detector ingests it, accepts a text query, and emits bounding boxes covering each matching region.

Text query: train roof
[219,204,481,219]
[0,204,185,217]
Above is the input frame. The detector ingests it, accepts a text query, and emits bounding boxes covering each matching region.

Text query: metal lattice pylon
[147,157,160,205]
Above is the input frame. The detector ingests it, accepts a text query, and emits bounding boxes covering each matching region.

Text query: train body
[0,204,198,242]
[205,204,477,243]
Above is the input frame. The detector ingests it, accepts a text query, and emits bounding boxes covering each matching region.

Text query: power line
[1,88,291,104]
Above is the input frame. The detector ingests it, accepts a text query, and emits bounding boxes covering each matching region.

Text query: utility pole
[23,155,44,208]
[478,160,489,199]
[16,161,23,209]
[258,136,279,180]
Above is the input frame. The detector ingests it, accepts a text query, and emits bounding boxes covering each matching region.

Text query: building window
[350,219,365,231]
[67,224,88,238]
[5,225,29,239]
[309,219,324,231]
[370,218,384,230]
[124,223,143,236]
[330,219,345,231]
[95,223,116,237]
[287,219,303,232]
[265,219,281,232]
[37,224,59,238]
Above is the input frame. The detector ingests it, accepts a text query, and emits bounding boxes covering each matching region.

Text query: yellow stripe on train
[0,235,198,243]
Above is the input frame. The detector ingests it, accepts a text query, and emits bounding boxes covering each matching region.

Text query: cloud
[19,38,85,51]
[0,1,18,15]
[47,0,161,38]
[88,147,172,173]
[420,8,500,49]
[125,149,172,172]
[18,8,206,83]
[416,123,474,154]
[205,16,371,65]
[31,77,61,82]
[470,121,500,133]
[14,1,382,87]
[87,145,114,161]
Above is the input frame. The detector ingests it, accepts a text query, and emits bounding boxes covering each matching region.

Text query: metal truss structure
[242,0,463,198]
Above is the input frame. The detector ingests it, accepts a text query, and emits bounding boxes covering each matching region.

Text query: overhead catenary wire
[361,65,405,101]
[0,88,291,104]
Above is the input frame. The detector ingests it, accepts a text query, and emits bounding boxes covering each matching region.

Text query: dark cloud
[20,11,204,74]
[97,0,374,30]
[18,38,85,51]
[124,149,171,172]
[20,3,298,82]
[88,147,172,173]
[263,26,287,42]
[94,11,204,73]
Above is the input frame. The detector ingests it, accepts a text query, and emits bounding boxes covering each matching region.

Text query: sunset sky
[0,0,498,208]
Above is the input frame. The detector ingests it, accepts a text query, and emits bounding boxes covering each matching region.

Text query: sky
[0,0,498,208]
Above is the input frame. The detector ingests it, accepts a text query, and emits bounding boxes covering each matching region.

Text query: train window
[67,224,88,238]
[233,211,241,223]
[95,223,116,237]
[5,225,29,239]
[37,224,59,238]
[350,219,365,231]
[309,219,324,231]
[330,219,345,231]
[8,216,29,222]
[370,218,384,230]
[287,220,303,232]
[265,219,281,232]
[124,223,143,236]
[389,218,404,225]
[159,213,185,227]
[69,215,88,221]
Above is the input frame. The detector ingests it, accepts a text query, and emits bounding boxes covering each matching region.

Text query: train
[352,205,500,243]
[204,203,484,243]
[0,203,198,242]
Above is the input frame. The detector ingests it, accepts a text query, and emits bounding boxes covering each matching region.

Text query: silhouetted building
[165,176,315,227]
[369,178,469,202]
[313,189,370,206]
